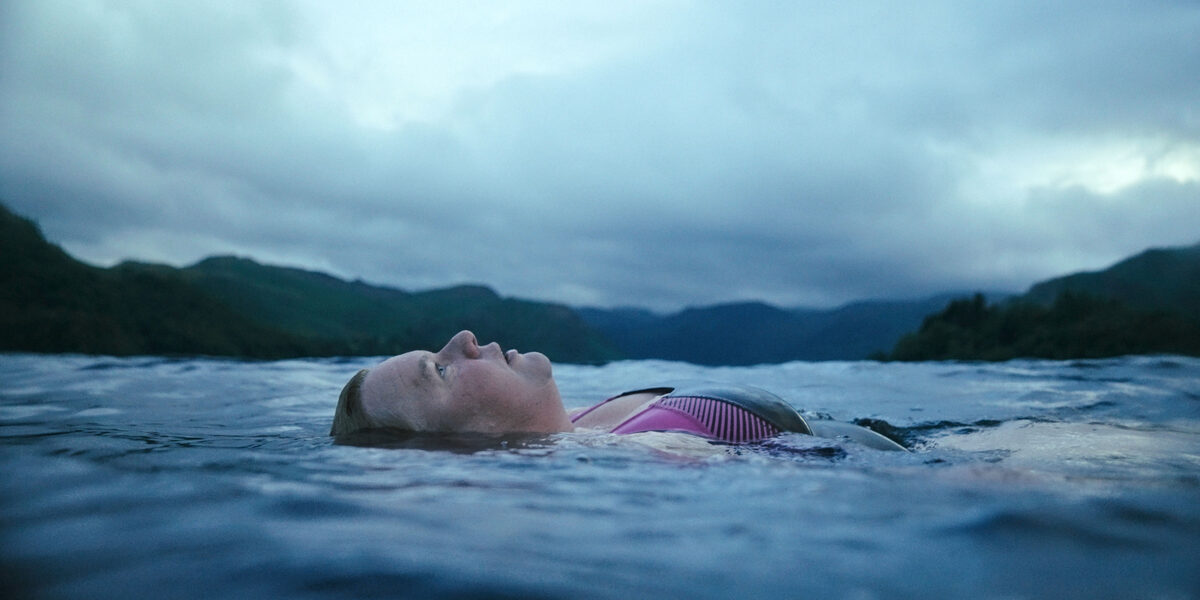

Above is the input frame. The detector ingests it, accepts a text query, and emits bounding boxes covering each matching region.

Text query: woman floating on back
[332,330,904,451]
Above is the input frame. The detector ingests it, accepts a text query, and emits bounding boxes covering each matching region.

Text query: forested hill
[175,256,620,362]
[1,204,315,358]
[7,201,1197,364]
[1025,243,1200,321]
[0,203,620,362]
[883,242,1200,361]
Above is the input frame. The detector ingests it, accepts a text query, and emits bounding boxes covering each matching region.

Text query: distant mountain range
[575,294,1005,365]
[579,243,1200,363]
[1,203,619,362]
[3,201,1197,363]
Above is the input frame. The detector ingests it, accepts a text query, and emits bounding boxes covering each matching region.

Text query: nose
[441,330,480,359]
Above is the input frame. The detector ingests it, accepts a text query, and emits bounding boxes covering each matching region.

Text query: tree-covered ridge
[1025,242,1200,321]
[7,200,1198,364]
[176,256,620,362]
[1,205,317,357]
[1,203,620,362]
[881,240,1200,361]
[883,292,1200,361]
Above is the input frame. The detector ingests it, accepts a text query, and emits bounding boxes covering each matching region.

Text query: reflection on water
[1,353,1198,599]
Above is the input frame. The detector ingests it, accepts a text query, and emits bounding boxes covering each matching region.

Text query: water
[2,353,1198,600]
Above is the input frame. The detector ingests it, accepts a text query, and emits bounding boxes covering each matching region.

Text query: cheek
[451,367,528,421]
[460,363,515,395]
[449,369,506,411]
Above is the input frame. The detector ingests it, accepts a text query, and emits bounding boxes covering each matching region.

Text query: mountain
[1025,242,1200,321]
[0,203,620,362]
[584,241,1200,364]
[882,242,1200,361]
[1,205,316,357]
[577,293,990,365]
[9,199,1195,364]
[177,256,620,363]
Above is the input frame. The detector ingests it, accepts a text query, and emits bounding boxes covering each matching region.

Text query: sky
[2,1,1198,312]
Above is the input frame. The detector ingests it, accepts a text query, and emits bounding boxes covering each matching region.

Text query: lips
[505,349,517,364]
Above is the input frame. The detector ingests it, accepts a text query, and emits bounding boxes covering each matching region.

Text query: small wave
[301,570,565,600]
[266,496,368,519]
[0,404,68,420]
[871,418,1009,446]
[951,509,1148,549]
[1136,355,1196,370]
[71,408,122,418]
[79,360,131,371]
[750,437,848,460]
[947,497,1200,551]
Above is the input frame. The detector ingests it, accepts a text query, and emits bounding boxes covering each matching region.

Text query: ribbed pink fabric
[611,396,781,443]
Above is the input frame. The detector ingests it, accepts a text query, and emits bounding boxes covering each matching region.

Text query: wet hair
[330,369,372,436]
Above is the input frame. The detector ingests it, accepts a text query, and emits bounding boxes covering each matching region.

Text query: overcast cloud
[2,1,1198,311]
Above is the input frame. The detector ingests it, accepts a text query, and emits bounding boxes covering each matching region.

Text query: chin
[520,352,554,379]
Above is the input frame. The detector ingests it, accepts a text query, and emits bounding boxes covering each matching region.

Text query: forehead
[370,351,424,384]
[361,351,436,416]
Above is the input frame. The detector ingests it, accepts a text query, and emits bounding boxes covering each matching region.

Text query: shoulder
[571,388,668,430]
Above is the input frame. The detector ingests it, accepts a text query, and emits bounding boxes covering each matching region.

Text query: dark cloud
[2,1,1197,311]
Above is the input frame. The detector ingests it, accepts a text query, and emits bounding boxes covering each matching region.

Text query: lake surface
[2,353,1198,599]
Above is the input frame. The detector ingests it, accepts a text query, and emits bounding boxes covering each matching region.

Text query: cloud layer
[3,1,1198,311]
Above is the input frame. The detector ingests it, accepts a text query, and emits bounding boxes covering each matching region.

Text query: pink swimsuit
[571,383,812,444]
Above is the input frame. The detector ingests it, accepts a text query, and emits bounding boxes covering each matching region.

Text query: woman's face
[358,330,572,433]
